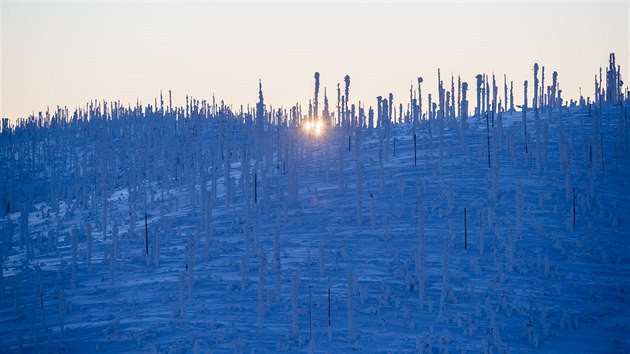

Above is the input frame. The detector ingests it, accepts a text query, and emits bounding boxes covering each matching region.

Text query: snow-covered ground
[1,101,629,353]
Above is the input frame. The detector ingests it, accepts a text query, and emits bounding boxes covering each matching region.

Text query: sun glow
[303,119,324,137]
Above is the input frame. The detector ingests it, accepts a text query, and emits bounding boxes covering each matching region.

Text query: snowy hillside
[1,61,629,353]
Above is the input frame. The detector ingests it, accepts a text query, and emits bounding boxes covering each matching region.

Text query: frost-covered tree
[417,201,426,310]
[533,63,540,109]
[336,83,341,127]
[450,74,456,118]
[71,228,78,289]
[457,75,462,117]
[57,287,66,340]
[605,53,622,104]
[291,271,300,337]
[323,87,330,123]
[551,71,559,109]
[178,270,186,319]
[314,72,320,118]
[85,222,93,273]
[109,225,118,286]
[257,80,266,129]
[273,220,282,300]
[438,221,452,320]
[338,131,345,194]
[347,270,355,341]
[523,80,529,159]
[475,74,484,117]
[0,247,4,306]
[187,232,195,304]
[533,64,543,172]
[258,247,267,332]
[153,224,160,267]
[503,74,508,112]
[516,181,524,238]
[417,77,424,122]
[541,65,546,108]
[461,82,469,119]
[344,75,351,128]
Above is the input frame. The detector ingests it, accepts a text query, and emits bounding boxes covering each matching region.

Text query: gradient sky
[1,0,628,120]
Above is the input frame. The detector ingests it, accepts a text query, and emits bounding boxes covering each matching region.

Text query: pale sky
[1,0,628,120]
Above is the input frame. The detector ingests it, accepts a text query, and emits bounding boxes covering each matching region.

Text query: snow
[1,90,629,352]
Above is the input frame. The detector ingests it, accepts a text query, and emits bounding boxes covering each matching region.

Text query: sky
[1,0,628,120]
